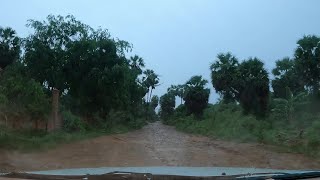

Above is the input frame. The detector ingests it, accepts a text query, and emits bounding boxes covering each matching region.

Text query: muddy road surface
[1,121,320,171]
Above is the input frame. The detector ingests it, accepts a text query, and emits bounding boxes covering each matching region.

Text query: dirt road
[1,121,320,171]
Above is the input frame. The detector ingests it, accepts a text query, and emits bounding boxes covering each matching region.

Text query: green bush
[167,104,266,142]
[166,103,320,157]
[0,94,7,104]
[94,110,146,132]
[62,110,86,132]
[0,63,50,122]
[174,104,187,117]
[0,110,148,151]
[306,120,320,155]
[159,93,175,120]
[127,117,146,129]
[144,104,159,122]
[0,125,101,151]
[107,110,133,126]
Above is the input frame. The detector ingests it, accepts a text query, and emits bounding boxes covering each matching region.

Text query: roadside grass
[164,104,320,158]
[0,128,99,151]
[0,120,146,152]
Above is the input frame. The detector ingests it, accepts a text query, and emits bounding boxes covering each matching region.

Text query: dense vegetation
[161,35,320,156]
[0,15,159,149]
[1,15,320,156]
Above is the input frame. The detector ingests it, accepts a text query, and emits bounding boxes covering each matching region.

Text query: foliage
[150,95,159,110]
[65,30,134,115]
[210,55,269,117]
[1,15,320,157]
[166,104,269,141]
[21,14,158,124]
[143,69,159,103]
[0,15,160,151]
[173,104,187,118]
[96,110,146,131]
[210,52,239,103]
[24,15,91,91]
[167,103,320,156]
[272,57,304,99]
[0,27,20,69]
[271,98,294,124]
[306,120,320,154]
[62,110,86,132]
[129,55,145,75]
[0,63,50,121]
[159,93,175,120]
[167,84,185,105]
[163,35,320,156]
[144,104,159,122]
[237,58,269,117]
[0,124,128,151]
[183,75,210,117]
[295,35,320,96]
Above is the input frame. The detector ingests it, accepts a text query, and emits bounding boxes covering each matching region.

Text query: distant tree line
[160,35,320,120]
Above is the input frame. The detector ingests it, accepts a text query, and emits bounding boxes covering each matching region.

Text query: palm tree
[0,27,20,69]
[167,84,185,105]
[129,55,145,75]
[176,84,185,105]
[143,69,159,103]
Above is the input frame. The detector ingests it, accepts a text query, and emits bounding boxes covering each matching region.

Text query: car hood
[28,166,318,177]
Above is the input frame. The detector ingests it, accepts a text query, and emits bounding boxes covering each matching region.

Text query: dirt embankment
[1,121,320,172]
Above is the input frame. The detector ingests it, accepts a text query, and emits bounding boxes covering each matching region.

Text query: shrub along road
[1,121,320,172]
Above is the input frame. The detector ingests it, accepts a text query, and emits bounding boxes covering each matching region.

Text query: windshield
[0,0,320,179]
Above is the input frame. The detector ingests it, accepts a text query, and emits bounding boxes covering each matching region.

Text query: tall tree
[129,55,145,75]
[176,85,185,104]
[143,69,159,103]
[0,27,20,69]
[64,28,137,115]
[210,52,239,103]
[24,15,91,91]
[128,55,149,114]
[23,15,154,119]
[183,75,210,117]
[271,57,304,99]
[211,53,270,117]
[295,35,320,97]
[159,92,175,119]
[167,84,185,105]
[0,63,50,124]
[150,95,159,110]
[238,58,269,117]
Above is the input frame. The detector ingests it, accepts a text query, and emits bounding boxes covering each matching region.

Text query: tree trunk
[146,88,150,103]
[149,88,153,103]
[49,88,60,132]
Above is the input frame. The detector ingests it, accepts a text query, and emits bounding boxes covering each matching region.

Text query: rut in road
[1,121,320,171]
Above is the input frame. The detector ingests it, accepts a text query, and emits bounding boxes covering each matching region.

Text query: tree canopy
[238,58,269,116]
[295,35,320,97]
[1,14,320,133]
[210,52,239,103]
[210,54,269,116]
[0,15,160,129]
[0,27,20,69]
[271,57,304,99]
[183,76,210,117]
[159,92,175,120]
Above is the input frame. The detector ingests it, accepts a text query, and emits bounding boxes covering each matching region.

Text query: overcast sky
[1,0,320,103]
